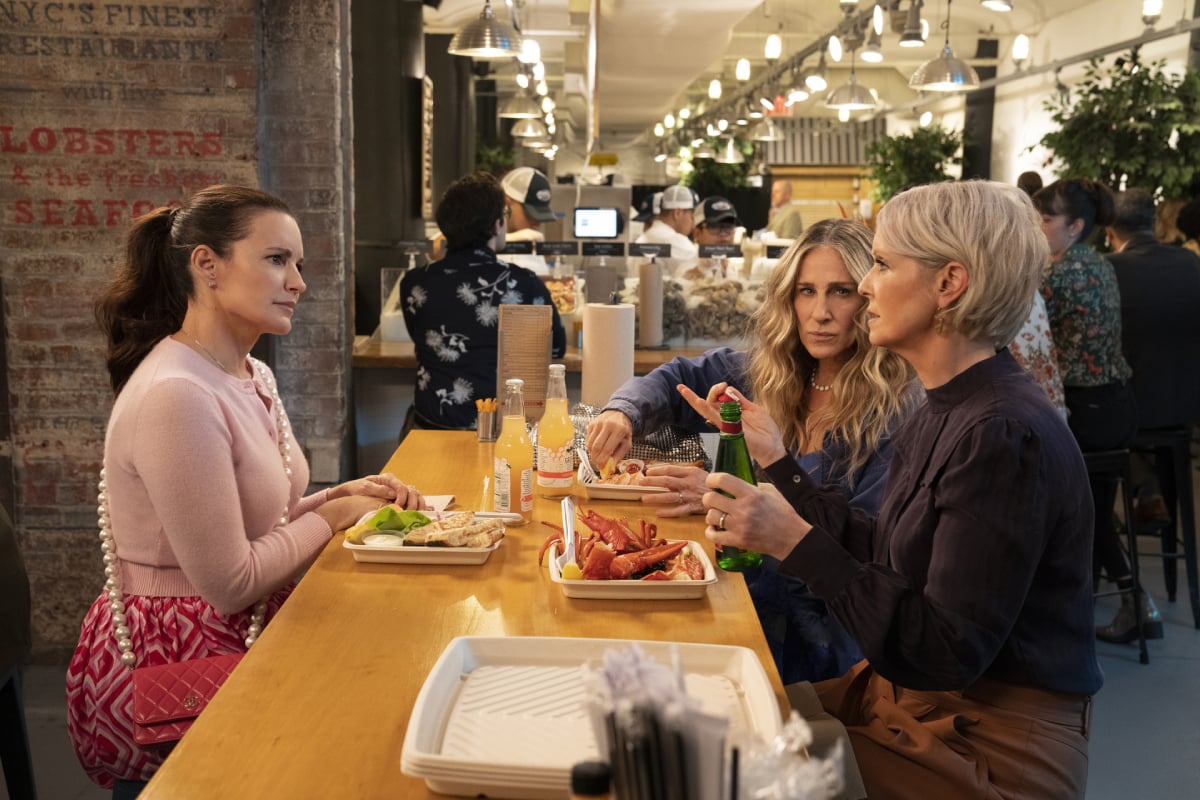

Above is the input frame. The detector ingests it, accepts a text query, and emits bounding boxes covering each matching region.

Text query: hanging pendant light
[447,0,522,60]
[750,117,784,142]
[511,117,549,138]
[714,138,745,164]
[826,50,877,111]
[693,140,716,159]
[498,91,542,119]
[909,0,979,91]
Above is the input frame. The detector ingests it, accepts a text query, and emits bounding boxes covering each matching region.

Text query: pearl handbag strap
[98,356,289,669]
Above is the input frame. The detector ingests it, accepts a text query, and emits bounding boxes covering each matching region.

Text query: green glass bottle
[713,396,763,571]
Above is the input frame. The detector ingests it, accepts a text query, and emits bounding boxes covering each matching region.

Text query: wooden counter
[140,431,787,799]
[354,335,717,375]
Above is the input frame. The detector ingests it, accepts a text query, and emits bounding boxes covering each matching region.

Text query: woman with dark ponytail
[68,185,427,798]
[1033,178,1152,645]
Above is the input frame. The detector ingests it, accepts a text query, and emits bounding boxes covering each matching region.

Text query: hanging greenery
[683,137,754,198]
[864,126,964,203]
[1037,54,1200,199]
[475,140,515,176]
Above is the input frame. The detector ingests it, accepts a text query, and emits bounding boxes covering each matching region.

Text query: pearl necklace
[810,371,833,392]
[99,356,291,668]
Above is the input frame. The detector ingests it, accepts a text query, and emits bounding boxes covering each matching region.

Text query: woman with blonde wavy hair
[586,218,917,683]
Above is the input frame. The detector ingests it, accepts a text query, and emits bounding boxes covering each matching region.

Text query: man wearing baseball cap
[635,184,698,275]
[685,196,743,279]
[501,167,556,274]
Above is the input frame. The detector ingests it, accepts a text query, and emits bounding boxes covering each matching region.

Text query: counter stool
[0,667,36,799]
[1132,427,1200,629]
[1085,449,1149,664]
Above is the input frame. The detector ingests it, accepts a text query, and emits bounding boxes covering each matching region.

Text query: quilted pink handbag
[130,653,244,746]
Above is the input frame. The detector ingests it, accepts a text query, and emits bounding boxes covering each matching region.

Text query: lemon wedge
[561,563,583,580]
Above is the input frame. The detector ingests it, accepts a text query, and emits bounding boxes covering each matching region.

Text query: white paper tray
[343,537,502,564]
[576,463,667,501]
[401,636,781,799]
[548,542,716,599]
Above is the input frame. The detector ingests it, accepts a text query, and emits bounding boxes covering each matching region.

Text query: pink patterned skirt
[66,586,293,788]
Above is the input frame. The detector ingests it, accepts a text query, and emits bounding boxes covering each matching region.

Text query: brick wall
[0,0,352,660]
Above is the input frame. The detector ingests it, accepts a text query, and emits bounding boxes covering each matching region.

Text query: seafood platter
[539,508,716,599]
[577,456,706,500]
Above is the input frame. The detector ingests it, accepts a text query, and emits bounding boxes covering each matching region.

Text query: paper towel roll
[582,302,635,408]
[637,261,664,348]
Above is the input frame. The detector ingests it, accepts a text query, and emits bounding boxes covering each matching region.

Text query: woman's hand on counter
[585,410,634,469]
[639,464,708,517]
[676,383,788,466]
[328,473,427,511]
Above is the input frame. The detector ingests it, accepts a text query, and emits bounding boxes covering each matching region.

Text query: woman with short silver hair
[696,181,1101,799]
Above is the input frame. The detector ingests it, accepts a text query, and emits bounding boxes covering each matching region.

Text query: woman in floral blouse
[1033,179,1153,645]
[401,172,566,430]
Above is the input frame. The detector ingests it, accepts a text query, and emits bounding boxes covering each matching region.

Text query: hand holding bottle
[676,383,788,467]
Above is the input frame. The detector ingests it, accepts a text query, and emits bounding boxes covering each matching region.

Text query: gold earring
[207,280,216,289]
[934,308,948,335]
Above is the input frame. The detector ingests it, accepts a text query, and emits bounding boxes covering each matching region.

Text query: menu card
[497,304,552,423]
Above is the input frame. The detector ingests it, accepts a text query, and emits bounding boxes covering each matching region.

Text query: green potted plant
[865,126,964,203]
[1037,53,1200,200]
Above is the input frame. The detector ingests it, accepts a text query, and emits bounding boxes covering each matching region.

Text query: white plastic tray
[400,636,781,799]
[548,542,716,599]
[576,463,668,500]
[342,537,502,565]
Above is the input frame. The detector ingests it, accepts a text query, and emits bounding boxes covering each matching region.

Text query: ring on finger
[676,491,684,505]
[718,511,728,529]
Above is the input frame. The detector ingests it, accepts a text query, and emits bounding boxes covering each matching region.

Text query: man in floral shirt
[402,172,566,429]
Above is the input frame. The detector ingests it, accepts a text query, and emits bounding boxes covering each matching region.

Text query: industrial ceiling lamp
[825,50,877,111]
[909,0,980,91]
[1011,33,1030,68]
[447,0,522,60]
[899,1,926,47]
[750,117,784,142]
[714,137,745,164]
[511,117,548,138]
[981,0,1012,11]
[693,139,716,159]
[498,91,542,119]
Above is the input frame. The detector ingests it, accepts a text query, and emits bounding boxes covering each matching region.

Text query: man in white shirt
[635,184,698,276]
[501,167,557,274]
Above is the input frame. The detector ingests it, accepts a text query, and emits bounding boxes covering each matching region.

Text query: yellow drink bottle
[494,378,533,525]
[537,364,575,498]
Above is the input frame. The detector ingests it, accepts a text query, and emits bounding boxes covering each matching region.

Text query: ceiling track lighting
[709,78,723,100]
[909,0,980,92]
[736,58,752,82]
[1011,33,1030,68]
[805,50,829,92]
[899,0,926,47]
[1142,0,1163,27]
[447,0,522,60]
[861,27,884,63]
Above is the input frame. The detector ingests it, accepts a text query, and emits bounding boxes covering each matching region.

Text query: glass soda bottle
[493,378,533,525]
[713,394,763,571]
[537,364,575,498]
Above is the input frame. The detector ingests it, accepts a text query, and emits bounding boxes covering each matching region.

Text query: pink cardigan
[104,338,332,615]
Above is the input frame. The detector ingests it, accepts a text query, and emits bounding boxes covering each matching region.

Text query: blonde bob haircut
[874,180,1049,349]
[746,219,915,484]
